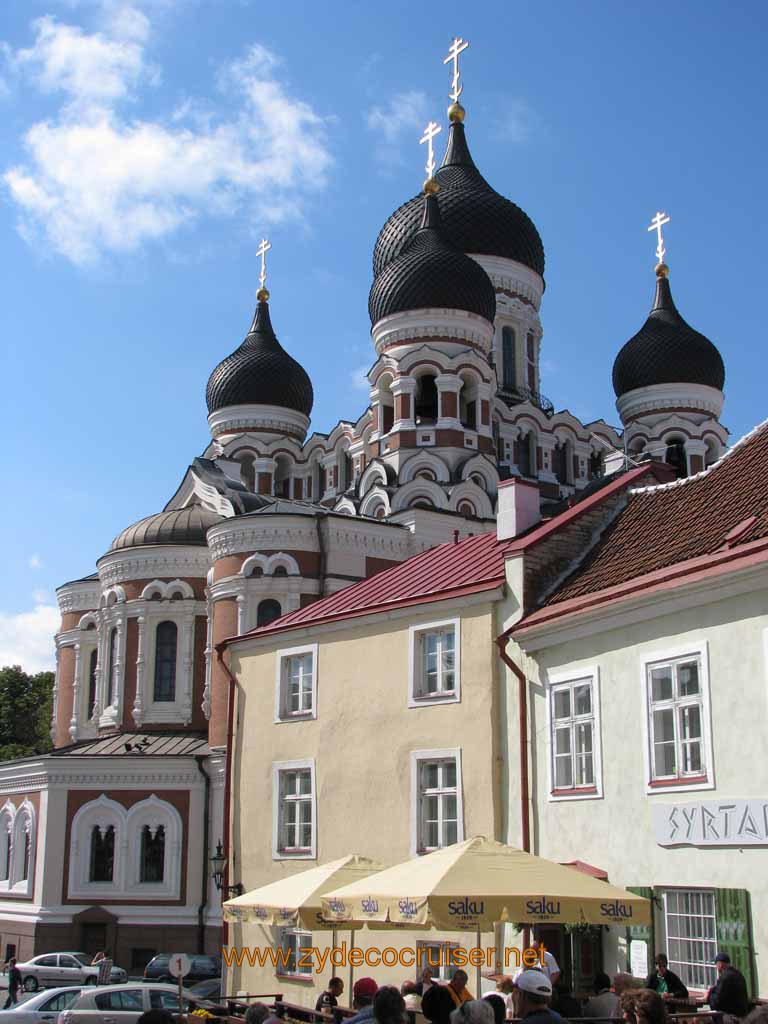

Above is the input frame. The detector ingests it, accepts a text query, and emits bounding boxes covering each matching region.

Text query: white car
[59,983,202,1024]
[0,986,84,1023]
[15,955,127,992]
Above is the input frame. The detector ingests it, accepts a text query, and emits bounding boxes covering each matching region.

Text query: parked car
[0,986,84,1023]
[143,954,220,984]
[15,955,127,992]
[187,978,221,1002]
[58,983,208,1024]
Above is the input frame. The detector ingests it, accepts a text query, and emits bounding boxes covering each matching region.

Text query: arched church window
[502,327,516,390]
[457,501,476,518]
[153,621,177,703]
[106,627,118,707]
[526,332,537,390]
[248,565,263,578]
[140,825,165,883]
[22,830,30,882]
[87,649,98,719]
[0,816,10,882]
[517,431,534,478]
[415,376,438,423]
[257,599,282,628]
[415,469,436,482]
[553,442,568,484]
[665,436,687,478]
[273,566,288,577]
[89,824,115,883]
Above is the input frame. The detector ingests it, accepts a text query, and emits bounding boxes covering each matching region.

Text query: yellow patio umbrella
[321,836,651,995]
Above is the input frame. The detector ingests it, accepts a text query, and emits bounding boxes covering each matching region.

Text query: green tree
[0,666,54,761]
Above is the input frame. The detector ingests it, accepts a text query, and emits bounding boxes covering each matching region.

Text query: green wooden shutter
[626,886,655,975]
[715,888,755,996]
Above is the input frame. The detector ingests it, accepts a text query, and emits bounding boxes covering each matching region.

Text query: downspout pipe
[194,754,210,954]
[215,641,239,948]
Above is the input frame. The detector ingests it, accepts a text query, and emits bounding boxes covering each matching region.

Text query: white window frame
[546,667,603,801]
[408,618,461,707]
[274,644,318,723]
[9,800,36,896]
[410,748,464,857]
[272,759,317,861]
[661,887,718,990]
[415,940,462,982]
[276,928,313,978]
[640,642,714,794]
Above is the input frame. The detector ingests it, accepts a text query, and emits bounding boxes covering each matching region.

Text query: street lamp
[210,840,244,897]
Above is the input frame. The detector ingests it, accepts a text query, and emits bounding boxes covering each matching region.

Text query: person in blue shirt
[512,970,561,1024]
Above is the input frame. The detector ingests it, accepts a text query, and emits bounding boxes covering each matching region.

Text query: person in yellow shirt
[447,970,473,1009]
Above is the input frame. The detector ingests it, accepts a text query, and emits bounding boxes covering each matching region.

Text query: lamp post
[210,840,244,898]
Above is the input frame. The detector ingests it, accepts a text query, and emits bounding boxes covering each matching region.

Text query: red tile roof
[545,420,768,607]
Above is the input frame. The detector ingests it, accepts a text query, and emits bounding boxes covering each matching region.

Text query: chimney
[496,477,541,541]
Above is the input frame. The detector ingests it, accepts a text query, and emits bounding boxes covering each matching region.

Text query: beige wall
[228,601,503,1003]
[515,584,768,995]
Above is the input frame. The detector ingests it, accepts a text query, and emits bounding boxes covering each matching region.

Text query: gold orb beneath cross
[423,177,440,194]
[448,101,465,123]
[257,287,270,301]
[655,262,669,278]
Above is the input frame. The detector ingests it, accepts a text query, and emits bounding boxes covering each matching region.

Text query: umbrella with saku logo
[321,836,651,996]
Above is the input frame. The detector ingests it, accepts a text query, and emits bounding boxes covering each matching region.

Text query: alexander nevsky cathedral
[0,41,728,966]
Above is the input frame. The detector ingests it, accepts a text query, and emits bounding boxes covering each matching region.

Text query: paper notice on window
[630,940,648,979]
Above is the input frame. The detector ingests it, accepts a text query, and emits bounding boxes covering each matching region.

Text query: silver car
[14,956,127,992]
[58,983,202,1024]
[0,986,84,1023]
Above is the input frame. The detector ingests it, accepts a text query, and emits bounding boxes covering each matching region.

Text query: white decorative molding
[56,581,100,616]
[208,403,310,441]
[207,520,319,560]
[470,254,544,310]
[97,547,211,587]
[140,579,196,601]
[372,307,494,355]
[617,382,724,423]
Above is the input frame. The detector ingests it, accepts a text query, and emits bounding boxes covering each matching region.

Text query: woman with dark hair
[423,984,458,1024]
[374,986,407,1024]
[620,988,668,1024]
[483,993,506,1024]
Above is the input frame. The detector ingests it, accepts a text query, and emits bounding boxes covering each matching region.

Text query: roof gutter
[494,630,530,855]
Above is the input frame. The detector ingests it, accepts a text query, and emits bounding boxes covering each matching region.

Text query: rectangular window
[416,941,461,982]
[277,929,312,977]
[662,889,718,990]
[409,621,460,706]
[411,750,463,855]
[502,327,516,391]
[548,669,602,800]
[275,644,318,722]
[646,654,709,785]
[273,761,316,859]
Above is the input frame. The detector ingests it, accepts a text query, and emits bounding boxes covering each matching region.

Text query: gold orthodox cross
[647,211,670,265]
[443,36,469,103]
[420,120,442,180]
[256,237,272,292]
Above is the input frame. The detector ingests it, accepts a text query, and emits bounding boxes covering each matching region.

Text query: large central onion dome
[613,267,725,397]
[368,191,497,325]
[206,299,314,416]
[372,117,544,280]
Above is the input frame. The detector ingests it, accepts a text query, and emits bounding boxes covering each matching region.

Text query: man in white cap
[513,970,561,1024]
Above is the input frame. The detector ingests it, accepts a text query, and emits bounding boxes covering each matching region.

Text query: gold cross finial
[256,238,272,300]
[420,120,442,187]
[647,211,670,271]
[443,36,469,103]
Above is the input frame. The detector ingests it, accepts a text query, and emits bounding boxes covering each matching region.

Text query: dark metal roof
[373,120,545,280]
[612,273,725,397]
[109,505,223,552]
[206,299,314,416]
[368,192,496,325]
[51,731,209,757]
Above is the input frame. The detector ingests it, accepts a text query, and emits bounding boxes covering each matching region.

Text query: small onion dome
[372,119,544,280]
[109,506,224,552]
[368,191,496,326]
[206,299,314,416]
[612,267,725,397]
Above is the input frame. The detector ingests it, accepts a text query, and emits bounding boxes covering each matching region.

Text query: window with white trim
[275,645,317,721]
[276,767,314,856]
[647,655,707,783]
[551,678,595,791]
[409,620,460,706]
[277,929,312,977]
[662,888,718,989]
[417,756,459,853]
[416,940,461,982]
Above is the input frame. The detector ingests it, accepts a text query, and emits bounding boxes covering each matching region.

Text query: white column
[436,374,463,430]
[68,642,82,743]
[202,594,213,720]
[181,610,195,724]
[391,376,417,431]
[133,614,147,728]
[50,643,61,743]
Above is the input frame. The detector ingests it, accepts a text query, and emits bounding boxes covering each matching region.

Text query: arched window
[517,431,533,478]
[257,600,282,627]
[553,441,568,484]
[665,436,687,478]
[502,327,516,390]
[273,566,287,577]
[22,829,30,882]
[237,455,256,492]
[106,627,118,707]
[87,649,98,720]
[415,375,438,423]
[248,565,264,578]
[89,825,115,882]
[0,813,11,882]
[153,622,177,703]
[457,501,476,518]
[526,331,537,390]
[140,825,165,883]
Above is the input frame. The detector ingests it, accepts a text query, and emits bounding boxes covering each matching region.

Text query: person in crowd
[373,986,406,1024]
[644,955,689,999]
[512,969,561,1024]
[423,983,459,1024]
[447,970,473,1009]
[347,978,380,1024]
[551,979,581,1019]
[515,945,560,986]
[90,951,105,965]
[245,1004,281,1024]
[619,988,667,1024]
[316,977,345,1015]
[3,958,21,1009]
[613,975,640,999]
[402,981,422,1022]
[417,968,436,996]
[483,976,515,1018]
[705,953,749,1020]
[451,1000,495,1024]
[584,973,620,1018]
[483,993,507,1024]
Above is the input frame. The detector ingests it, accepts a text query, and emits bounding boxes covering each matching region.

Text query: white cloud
[365,90,429,165]
[498,98,536,144]
[28,554,42,569]
[4,12,333,264]
[350,365,370,391]
[0,603,59,673]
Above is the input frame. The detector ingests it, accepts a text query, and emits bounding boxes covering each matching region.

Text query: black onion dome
[372,120,544,279]
[368,192,496,325]
[206,300,314,416]
[612,273,725,397]
[109,506,224,552]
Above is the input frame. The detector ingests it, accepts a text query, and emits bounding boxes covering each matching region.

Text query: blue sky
[2,0,767,670]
